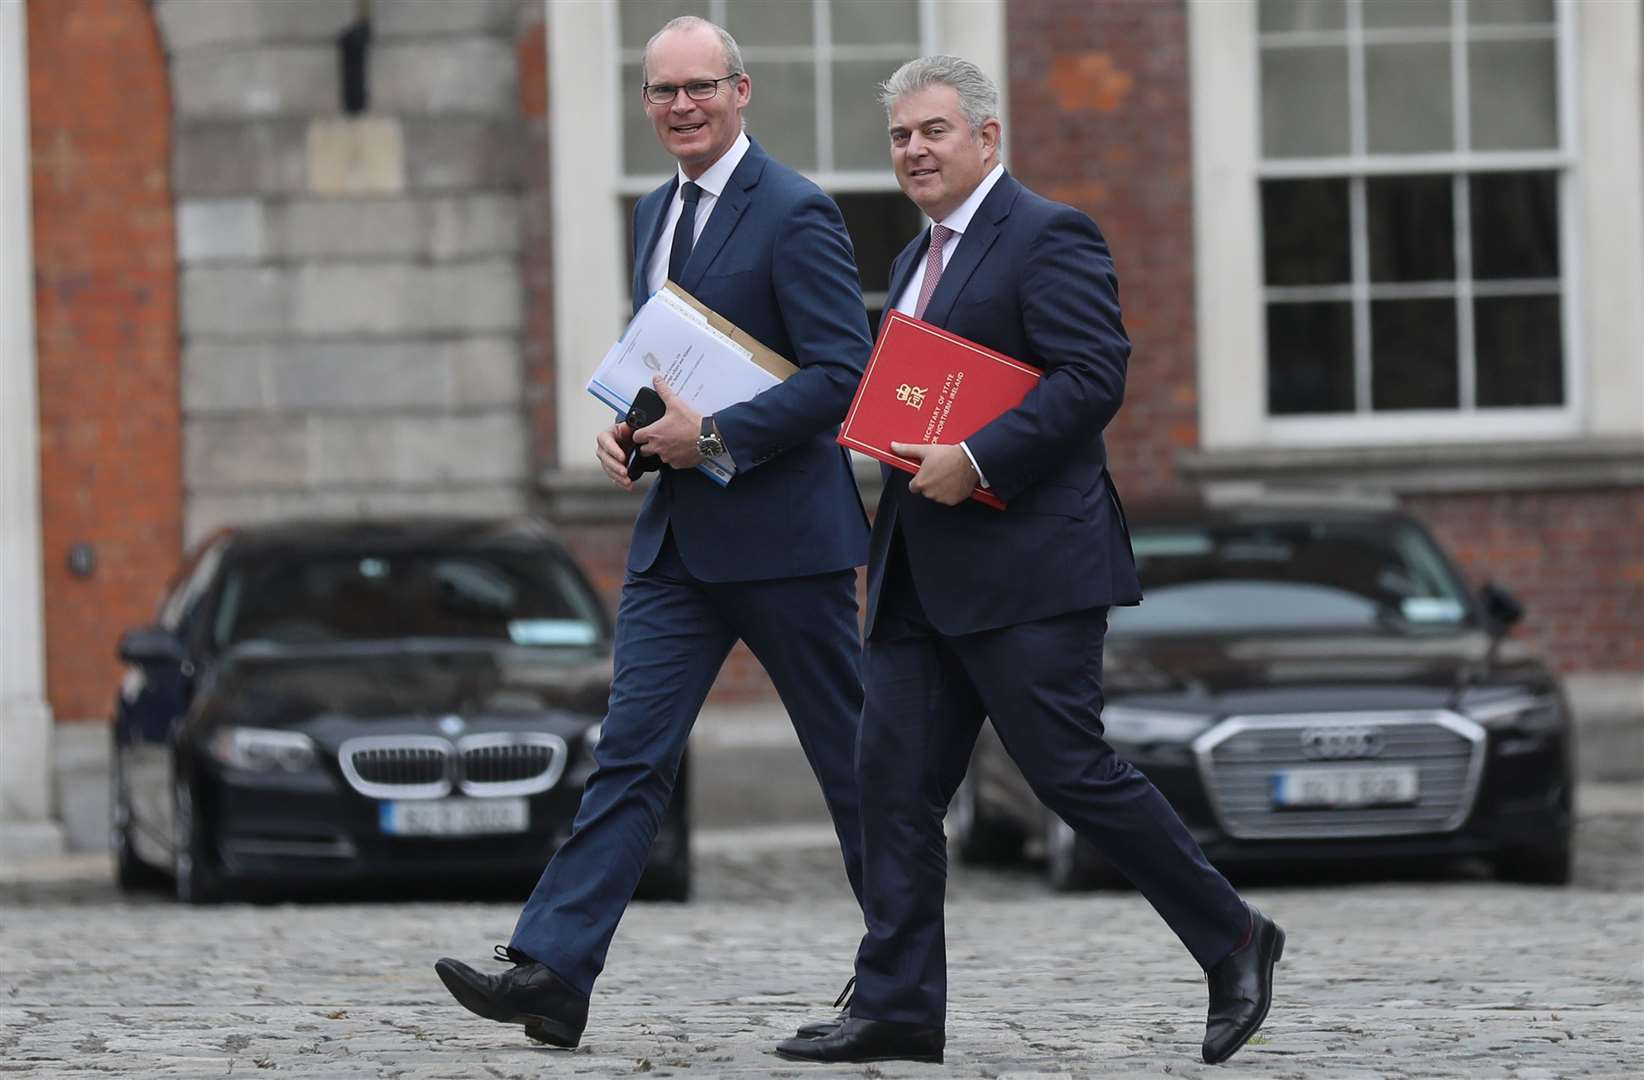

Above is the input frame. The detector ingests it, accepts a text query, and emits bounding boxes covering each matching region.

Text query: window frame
[1189,0,1643,451]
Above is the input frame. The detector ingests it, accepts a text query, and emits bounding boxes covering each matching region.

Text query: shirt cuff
[959,441,988,489]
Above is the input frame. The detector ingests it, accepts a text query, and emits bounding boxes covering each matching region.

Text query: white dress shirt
[892,162,1007,489]
[645,131,751,296]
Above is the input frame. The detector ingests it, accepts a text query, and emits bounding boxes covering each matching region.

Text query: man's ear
[980,117,1002,160]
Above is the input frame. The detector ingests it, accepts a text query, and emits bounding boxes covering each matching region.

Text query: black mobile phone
[624,386,666,480]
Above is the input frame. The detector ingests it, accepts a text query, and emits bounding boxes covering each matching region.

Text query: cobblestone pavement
[3,789,1641,1079]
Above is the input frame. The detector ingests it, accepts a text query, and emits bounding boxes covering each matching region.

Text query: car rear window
[1113,519,1473,636]
[213,550,606,648]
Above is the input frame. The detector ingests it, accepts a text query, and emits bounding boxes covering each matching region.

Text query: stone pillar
[0,0,63,860]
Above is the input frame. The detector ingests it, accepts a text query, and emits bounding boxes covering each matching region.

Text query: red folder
[839,310,1040,509]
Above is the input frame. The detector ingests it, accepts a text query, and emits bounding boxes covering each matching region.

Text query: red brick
[29,0,180,723]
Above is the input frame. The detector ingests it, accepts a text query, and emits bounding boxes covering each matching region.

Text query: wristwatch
[697,416,726,459]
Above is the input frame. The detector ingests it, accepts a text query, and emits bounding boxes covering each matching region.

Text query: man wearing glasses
[433,16,874,1049]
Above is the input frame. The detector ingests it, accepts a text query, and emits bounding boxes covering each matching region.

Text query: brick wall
[28,0,182,723]
[1007,0,1198,497]
[518,2,558,474]
[1406,488,1644,673]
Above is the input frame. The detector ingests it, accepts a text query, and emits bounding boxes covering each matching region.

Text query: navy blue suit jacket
[866,171,1143,636]
[626,138,872,582]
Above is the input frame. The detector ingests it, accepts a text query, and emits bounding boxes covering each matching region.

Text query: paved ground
[4,783,1642,1078]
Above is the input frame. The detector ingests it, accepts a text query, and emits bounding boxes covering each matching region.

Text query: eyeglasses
[642,73,742,106]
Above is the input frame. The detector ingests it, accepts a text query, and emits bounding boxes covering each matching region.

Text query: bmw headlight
[208,727,318,772]
[1464,694,1564,733]
[1101,705,1214,745]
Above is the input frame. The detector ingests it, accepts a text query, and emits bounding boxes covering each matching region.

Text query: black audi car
[951,497,1574,890]
[111,517,690,904]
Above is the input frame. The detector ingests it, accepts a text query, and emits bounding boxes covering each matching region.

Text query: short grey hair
[878,55,1000,132]
[642,16,744,83]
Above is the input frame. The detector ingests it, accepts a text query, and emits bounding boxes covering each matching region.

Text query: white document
[587,288,784,485]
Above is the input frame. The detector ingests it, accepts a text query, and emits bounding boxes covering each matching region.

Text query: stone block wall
[154,0,533,542]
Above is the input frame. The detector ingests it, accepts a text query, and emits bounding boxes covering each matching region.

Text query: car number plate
[1271,766,1419,809]
[380,797,529,836]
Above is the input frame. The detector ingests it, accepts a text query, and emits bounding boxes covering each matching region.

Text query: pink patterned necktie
[913,224,954,320]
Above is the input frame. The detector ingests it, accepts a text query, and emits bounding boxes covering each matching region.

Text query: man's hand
[894,441,979,506]
[596,421,640,491]
[632,376,706,468]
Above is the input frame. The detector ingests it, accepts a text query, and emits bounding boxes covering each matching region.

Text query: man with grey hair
[434,15,875,1049]
[778,55,1283,1067]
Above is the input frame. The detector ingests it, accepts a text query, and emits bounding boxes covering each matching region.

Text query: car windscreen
[213,549,607,649]
[1110,519,1474,637]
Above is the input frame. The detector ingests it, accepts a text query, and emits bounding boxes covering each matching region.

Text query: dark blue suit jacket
[626,138,872,582]
[866,171,1143,636]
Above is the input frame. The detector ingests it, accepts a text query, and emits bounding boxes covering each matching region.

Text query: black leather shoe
[1202,907,1284,1064]
[434,945,589,1048]
[776,1017,944,1064]
[792,975,854,1039]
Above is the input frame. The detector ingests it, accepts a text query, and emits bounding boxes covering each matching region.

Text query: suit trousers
[851,533,1249,1027]
[510,532,866,994]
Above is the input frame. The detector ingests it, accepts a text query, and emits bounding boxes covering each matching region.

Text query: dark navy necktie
[668,181,702,283]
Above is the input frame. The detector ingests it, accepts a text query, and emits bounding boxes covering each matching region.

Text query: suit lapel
[920,173,1020,328]
[632,181,674,313]
[676,139,768,295]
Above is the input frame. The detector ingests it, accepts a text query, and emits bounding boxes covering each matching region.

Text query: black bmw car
[951,498,1574,890]
[111,518,690,904]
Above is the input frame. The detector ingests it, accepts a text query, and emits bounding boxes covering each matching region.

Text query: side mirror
[1479,582,1524,633]
[118,625,188,666]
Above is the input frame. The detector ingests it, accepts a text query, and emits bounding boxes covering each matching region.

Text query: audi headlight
[208,727,318,772]
[1464,694,1564,733]
[1101,705,1213,745]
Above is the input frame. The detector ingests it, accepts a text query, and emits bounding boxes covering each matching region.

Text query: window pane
[1262,178,1350,285]
[1268,302,1354,413]
[1470,171,1558,279]
[836,192,924,294]
[622,62,678,176]
[744,61,817,170]
[833,58,908,171]
[1367,175,1454,282]
[1363,0,1450,29]
[1262,46,1350,158]
[1470,40,1557,151]
[833,0,919,45]
[620,0,712,49]
[1366,44,1453,153]
[1468,0,1553,25]
[1259,0,1346,32]
[1475,295,1563,406]
[1371,299,1457,409]
[725,0,814,47]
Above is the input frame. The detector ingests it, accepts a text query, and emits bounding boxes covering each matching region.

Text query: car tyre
[1044,813,1125,892]
[173,775,228,904]
[110,737,165,893]
[950,771,1026,865]
[1492,839,1573,886]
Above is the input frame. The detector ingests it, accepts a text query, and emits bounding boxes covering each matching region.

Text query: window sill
[1177,437,1644,494]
